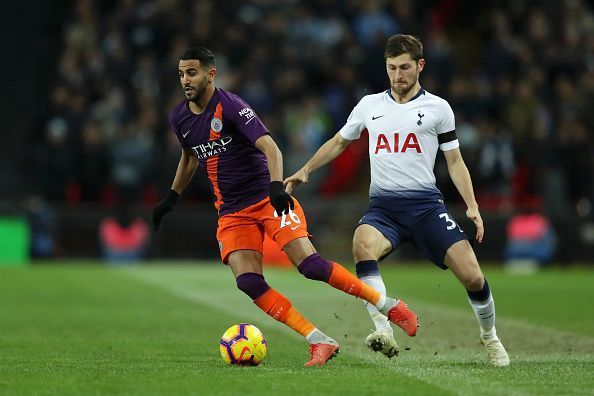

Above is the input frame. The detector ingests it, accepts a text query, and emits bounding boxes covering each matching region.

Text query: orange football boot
[387,300,419,337]
[304,343,340,367]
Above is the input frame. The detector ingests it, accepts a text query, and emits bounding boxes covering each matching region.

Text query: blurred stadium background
[0,0,593,266]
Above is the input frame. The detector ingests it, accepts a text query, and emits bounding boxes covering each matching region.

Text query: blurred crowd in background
[19,0,594,262]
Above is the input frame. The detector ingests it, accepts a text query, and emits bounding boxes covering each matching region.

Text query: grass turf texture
[1,263,593,395]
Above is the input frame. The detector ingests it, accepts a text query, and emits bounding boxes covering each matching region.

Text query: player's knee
[464,274,484,292]
[236,272,270,300]
[297,253,332,281]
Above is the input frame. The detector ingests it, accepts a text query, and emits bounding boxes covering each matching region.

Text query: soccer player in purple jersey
[151,47,419,366]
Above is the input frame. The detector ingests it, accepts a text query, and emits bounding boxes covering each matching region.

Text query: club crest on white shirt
[417,111,424,126]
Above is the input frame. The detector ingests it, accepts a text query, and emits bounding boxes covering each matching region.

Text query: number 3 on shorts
[439,212,460,231]
[274,209,301,229]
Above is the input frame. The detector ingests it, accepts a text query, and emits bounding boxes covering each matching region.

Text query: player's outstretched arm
[152,148,198,231]
[284,132,352,194]
[443,148,484,243]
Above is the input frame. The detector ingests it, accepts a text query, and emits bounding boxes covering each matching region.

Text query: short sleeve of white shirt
[436,100,459,151]
[339,99,367,140]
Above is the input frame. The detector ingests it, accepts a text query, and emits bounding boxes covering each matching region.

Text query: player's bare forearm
[171,148,199,194]
[255,135,283,181]
[283,133,351,194]
[302,132,351,175]
[449,164,478,209]
[444,149,478,209]
[444,148,484,242]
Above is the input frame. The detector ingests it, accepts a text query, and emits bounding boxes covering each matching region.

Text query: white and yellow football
[219,323,267,366]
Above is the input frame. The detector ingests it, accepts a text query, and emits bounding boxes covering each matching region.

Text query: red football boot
[387,300,419,337]
[304,343,340,367]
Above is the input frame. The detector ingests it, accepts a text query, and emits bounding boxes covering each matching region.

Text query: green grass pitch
[1,262,593,395]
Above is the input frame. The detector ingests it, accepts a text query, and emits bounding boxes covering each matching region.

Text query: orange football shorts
[216,196,309,263]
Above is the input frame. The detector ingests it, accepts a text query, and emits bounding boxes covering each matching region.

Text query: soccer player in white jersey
[284,34,510,366]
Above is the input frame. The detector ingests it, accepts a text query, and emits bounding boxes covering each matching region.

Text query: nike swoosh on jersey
[371,115,385,120]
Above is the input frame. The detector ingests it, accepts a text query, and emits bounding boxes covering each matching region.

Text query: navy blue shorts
[358,197,468,269]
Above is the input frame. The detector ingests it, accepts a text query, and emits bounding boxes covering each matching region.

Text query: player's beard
[392,75,418,97]
[186,75,208,102]
[392,69,420,97]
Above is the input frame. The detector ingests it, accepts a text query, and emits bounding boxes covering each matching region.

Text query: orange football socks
[254,288,315,337]
[328,262,382,305]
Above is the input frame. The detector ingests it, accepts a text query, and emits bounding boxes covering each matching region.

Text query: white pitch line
[122,269,594,396]
[122,269,456,393]
[123,268,594,351]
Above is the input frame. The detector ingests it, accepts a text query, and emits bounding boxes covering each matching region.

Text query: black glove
[269,181,294,215]
[152,189,180,231]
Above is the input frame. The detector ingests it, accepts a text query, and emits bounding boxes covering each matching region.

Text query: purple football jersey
[168,88,270,215]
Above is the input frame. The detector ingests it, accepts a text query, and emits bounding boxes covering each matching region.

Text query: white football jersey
[339,88,459,200]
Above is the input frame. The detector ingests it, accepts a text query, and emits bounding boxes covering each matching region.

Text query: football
[219,323,267,366]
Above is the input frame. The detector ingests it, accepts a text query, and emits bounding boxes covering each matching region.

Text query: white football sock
[306,328,337,345]
[361,275,393,333]
[480,326,497,340]
[374,294,398,316]
[468,294,496,338]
